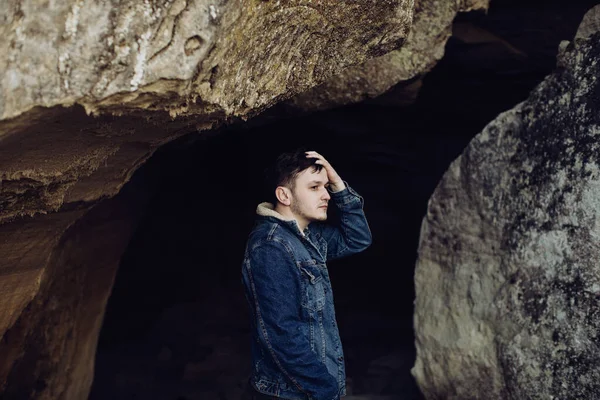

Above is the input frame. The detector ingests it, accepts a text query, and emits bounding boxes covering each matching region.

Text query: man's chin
[315,211,328,221]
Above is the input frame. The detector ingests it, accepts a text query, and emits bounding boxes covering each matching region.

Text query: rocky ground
[91,286,419,400]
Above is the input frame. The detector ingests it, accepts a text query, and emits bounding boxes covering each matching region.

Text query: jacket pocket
[299,261,326,311]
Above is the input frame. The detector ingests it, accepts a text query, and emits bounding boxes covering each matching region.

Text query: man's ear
[275,186,291,206]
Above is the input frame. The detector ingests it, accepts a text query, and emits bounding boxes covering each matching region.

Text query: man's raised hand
[305,151,346,192]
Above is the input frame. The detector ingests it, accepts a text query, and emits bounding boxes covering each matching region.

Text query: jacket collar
[256,202,295,221]
[256,202,306,236]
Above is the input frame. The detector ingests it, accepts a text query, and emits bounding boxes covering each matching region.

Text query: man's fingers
[305,151,328,164]
[305,151,343,186]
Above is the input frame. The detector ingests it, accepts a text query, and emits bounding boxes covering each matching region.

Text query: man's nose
[322,189,331,201]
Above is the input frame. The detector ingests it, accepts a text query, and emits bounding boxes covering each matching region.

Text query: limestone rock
[413,6,600,399]
[0,0,414,223]
[288,0,489,111]
[0,0,413,121]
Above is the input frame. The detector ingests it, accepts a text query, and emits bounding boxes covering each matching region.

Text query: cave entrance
[89,106,440,400]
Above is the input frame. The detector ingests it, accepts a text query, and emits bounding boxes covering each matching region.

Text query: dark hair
[265,148,323,204]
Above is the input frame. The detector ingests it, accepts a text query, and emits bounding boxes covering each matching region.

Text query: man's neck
[274,204,308,232]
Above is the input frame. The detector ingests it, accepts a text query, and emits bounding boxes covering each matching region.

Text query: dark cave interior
[90,1,598,399]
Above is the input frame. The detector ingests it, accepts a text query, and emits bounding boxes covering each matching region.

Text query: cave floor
[91,285,421,400]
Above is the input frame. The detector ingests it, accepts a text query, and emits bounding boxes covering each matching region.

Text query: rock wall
[0,192,143,400]
[288,0,489,110]
[0,109,175,399]
[413,6,600,399]
[0,1,413,398]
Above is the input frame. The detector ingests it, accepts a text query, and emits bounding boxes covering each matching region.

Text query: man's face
[289,167,331,228]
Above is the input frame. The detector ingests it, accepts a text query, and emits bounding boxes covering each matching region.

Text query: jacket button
[338,356,344,362]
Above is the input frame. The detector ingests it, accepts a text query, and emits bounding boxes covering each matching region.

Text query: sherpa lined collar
[256,202,306,236]
[256,202,294,221]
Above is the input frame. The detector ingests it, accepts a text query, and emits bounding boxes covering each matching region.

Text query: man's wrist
[328,180,346,193]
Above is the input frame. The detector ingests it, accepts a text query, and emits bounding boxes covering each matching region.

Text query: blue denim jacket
[241,184,372,400]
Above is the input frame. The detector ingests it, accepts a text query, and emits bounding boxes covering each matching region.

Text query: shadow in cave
[90,1,597,398]
[90,111,435,400]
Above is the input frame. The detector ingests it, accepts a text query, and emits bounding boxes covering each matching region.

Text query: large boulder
[0,1,413,399]
[413,5,600,399]
[288,0,489,110]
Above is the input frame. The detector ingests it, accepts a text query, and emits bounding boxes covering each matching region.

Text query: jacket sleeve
[313,183,372,261]
[247,240,341,400]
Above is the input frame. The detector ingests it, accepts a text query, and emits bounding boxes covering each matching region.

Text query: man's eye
[311,186,318,190]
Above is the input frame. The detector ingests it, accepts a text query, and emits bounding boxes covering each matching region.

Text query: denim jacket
[241,184,372,400]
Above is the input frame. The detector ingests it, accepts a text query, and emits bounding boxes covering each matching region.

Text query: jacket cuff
[329,181,363,207]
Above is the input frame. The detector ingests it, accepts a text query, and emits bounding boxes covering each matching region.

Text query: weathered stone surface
[0,193,143,400]
[288,0,489,111]
[0,2,413,399]
[1,0,413,121]
[413,6,600,399]
[0,0,414,229]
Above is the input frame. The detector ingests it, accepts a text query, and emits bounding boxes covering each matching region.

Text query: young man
[241,149,372,400]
